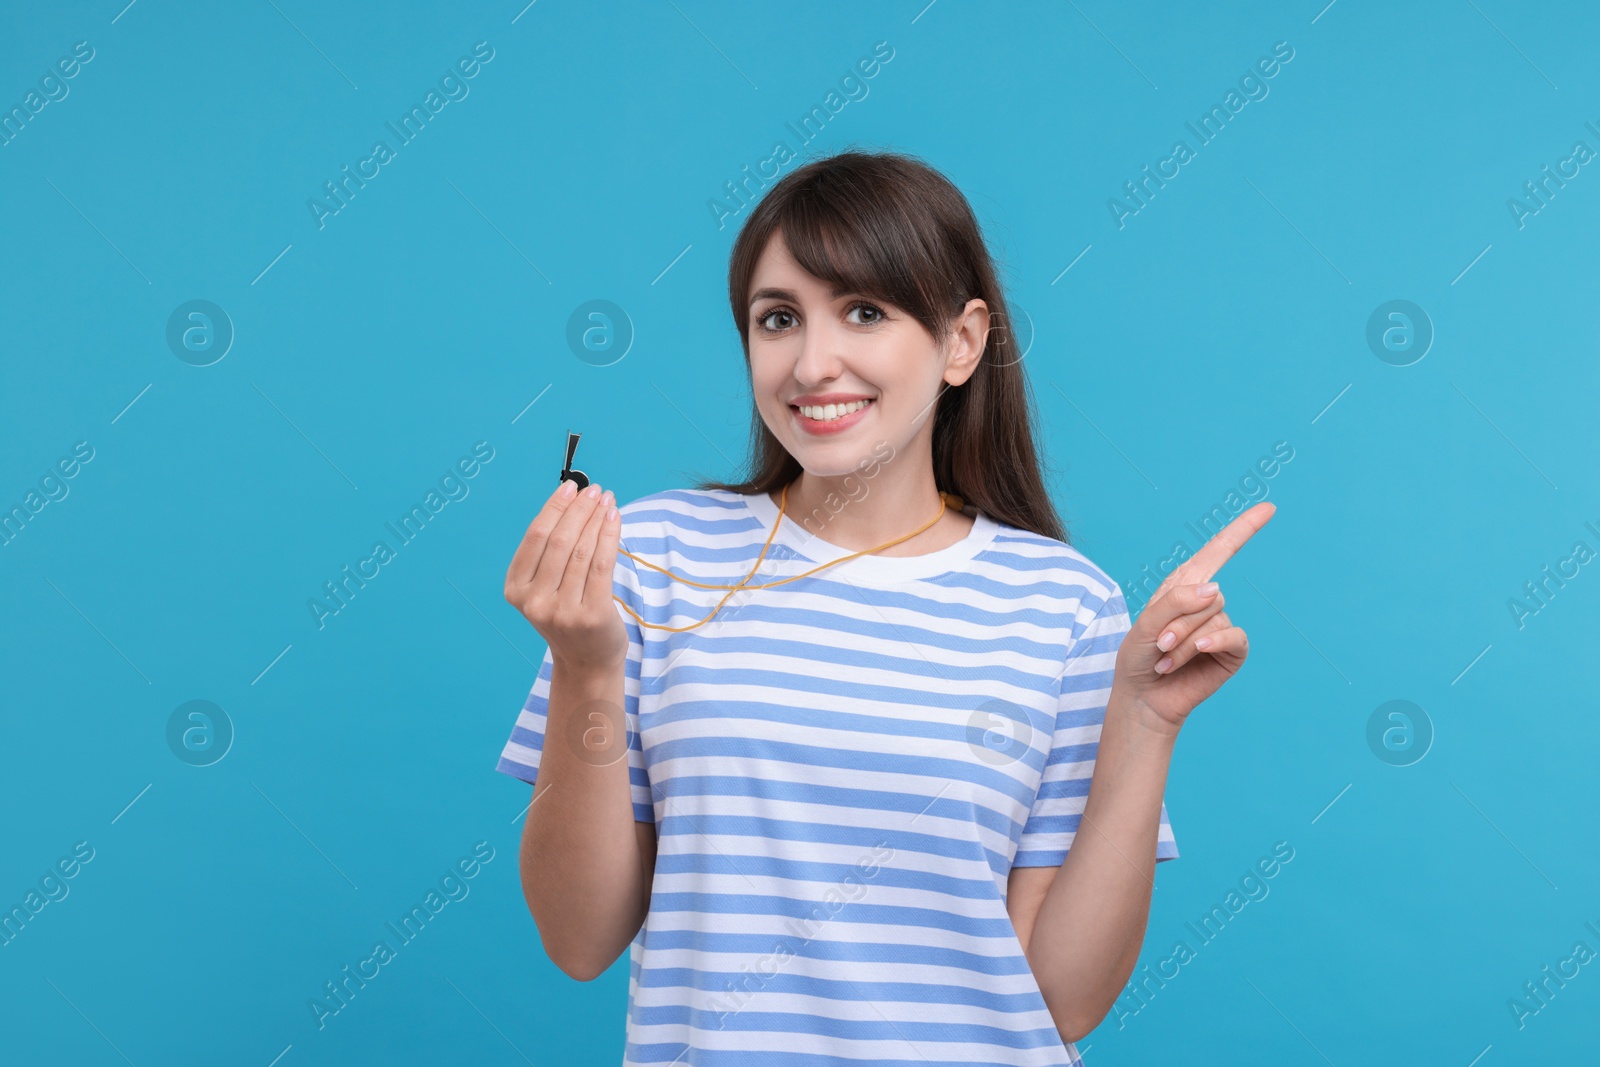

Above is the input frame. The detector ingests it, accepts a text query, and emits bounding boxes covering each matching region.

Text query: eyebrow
[748,285,856,308]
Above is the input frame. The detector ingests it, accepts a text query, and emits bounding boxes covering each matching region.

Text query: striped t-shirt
[497,487,1178,1065]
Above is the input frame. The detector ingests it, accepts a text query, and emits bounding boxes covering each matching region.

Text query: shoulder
[977,516,1127,636]
[617,486,747,528]
[615,487,759,552]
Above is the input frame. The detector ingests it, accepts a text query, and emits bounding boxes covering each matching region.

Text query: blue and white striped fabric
[497,487,1178,1065]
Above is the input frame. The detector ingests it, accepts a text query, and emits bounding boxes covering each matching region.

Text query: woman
[498,150,1273,1065]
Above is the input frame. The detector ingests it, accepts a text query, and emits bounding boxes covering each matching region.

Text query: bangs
[765,184,958,341]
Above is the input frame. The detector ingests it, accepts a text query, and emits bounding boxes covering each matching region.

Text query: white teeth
[798,399,870,421]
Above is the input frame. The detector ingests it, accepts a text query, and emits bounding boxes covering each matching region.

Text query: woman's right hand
[504,478,628,672]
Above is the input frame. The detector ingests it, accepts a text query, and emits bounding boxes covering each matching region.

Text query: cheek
[749,351,790,399]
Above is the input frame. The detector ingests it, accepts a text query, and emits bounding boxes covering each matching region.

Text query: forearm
[521,654,648,980]
[1026,693,1176,1039]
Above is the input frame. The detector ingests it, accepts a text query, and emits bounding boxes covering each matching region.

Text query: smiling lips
[791,398,873,435]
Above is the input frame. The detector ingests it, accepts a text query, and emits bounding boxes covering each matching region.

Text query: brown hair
[692,148,1070,545]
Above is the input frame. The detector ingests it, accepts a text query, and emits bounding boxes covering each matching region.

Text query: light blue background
[2,1,1596,1064]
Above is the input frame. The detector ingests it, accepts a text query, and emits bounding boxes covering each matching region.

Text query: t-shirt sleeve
[494,535,653,824]
[1012,581,1179,868]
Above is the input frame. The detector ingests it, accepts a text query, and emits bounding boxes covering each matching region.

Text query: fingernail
[560,480,577,498]
[1155,656,1173,674]
[1157,631,1176,651]
[601,490,614,507]
[607,505,619,522]
[1198,582,1219,596]
[584,484,601,498]
[1195,636,1213,650]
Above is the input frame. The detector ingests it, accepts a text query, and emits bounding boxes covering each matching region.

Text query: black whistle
[558,430,590,490]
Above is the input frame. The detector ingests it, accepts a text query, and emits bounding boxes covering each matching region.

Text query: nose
[792,318,847,388]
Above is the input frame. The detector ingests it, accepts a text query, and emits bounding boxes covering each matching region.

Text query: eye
[846,302,886,326]
[754,307,796,334]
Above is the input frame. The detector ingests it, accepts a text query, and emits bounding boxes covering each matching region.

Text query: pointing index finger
[1152,501,1277,601]
[1186,501,1276,584]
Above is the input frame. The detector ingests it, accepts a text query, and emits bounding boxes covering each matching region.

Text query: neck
[776,470,973,557]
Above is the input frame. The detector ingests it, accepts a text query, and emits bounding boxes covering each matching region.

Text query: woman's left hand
[1111,502,1276,736]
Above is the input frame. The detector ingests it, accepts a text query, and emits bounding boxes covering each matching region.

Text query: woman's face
[746,230,986,479]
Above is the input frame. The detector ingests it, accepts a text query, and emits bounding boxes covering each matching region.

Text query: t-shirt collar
[738,487,999,585]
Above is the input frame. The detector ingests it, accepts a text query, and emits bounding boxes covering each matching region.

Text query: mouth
[790,398,874,435]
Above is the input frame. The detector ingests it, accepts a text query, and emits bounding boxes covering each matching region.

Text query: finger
[1190,622,1249,668]
[557,488,613,607]
[1181,501,1276,586]
[1194,619,1245,656]
[530,482,606,596]
[1125,583,1222,673]
[1137,580,1223,639]
[1148,551,1217,607]
[1149,565,1187,605]
[1153,589,1227,655]
[590,496,623,608]
[1156,615,1245,675]
[1148,556,1206,605]
[506,478,581,594]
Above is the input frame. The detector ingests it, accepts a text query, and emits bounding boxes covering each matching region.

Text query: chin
[794,444,896,480]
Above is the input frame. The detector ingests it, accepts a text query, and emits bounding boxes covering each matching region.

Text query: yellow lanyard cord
[611,481,965,633]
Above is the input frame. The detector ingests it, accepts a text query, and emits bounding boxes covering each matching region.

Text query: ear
[941,299,990,388]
